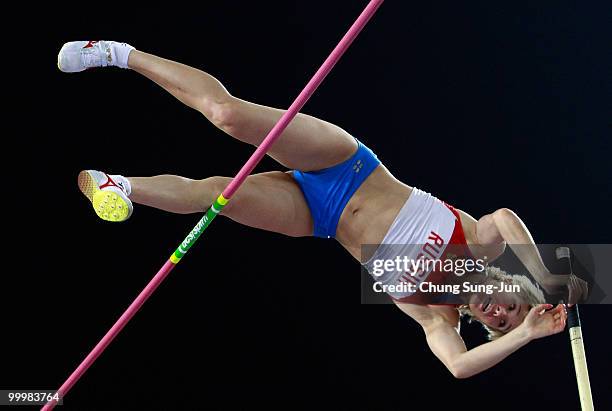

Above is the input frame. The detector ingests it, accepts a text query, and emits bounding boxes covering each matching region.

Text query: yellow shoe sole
[78,171,131,222]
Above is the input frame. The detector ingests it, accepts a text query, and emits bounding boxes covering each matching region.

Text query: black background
[5,1,611,410]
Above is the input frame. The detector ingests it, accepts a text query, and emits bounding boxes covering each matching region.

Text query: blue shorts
[292,139,381,238]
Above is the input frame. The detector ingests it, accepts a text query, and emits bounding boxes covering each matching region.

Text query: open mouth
[480,298,493,314]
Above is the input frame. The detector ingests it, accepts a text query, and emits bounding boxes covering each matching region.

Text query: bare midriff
[335,165,413,261]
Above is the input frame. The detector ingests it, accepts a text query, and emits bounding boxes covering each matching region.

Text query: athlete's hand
[567,274,589,304]
[541,272,588,303]
[520,304,567,340]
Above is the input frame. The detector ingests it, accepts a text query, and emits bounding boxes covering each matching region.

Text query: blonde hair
[458,266,545,340]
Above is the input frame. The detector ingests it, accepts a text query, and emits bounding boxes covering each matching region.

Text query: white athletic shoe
[58,41,114,72]
[78,170,133,222]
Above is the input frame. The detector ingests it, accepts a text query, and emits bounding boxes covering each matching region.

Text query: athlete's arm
[476,208,588,300]
[422,315,529,378]
[421,304,566,378]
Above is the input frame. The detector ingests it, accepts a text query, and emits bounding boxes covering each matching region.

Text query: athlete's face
[468,300,530,332]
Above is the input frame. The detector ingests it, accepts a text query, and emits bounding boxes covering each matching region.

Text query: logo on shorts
[353,159,363,173]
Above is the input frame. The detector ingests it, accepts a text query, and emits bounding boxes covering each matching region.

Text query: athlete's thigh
[223,171,313,237]
[231,98,358,171]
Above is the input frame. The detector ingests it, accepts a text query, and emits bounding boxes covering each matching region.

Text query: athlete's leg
[128,172,313,237]
[126,50,357,171]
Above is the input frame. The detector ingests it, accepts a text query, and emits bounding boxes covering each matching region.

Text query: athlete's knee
[202,175,251,215]
[189,176,231,211]
[205,176,231,194]
[199,97,243,135]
